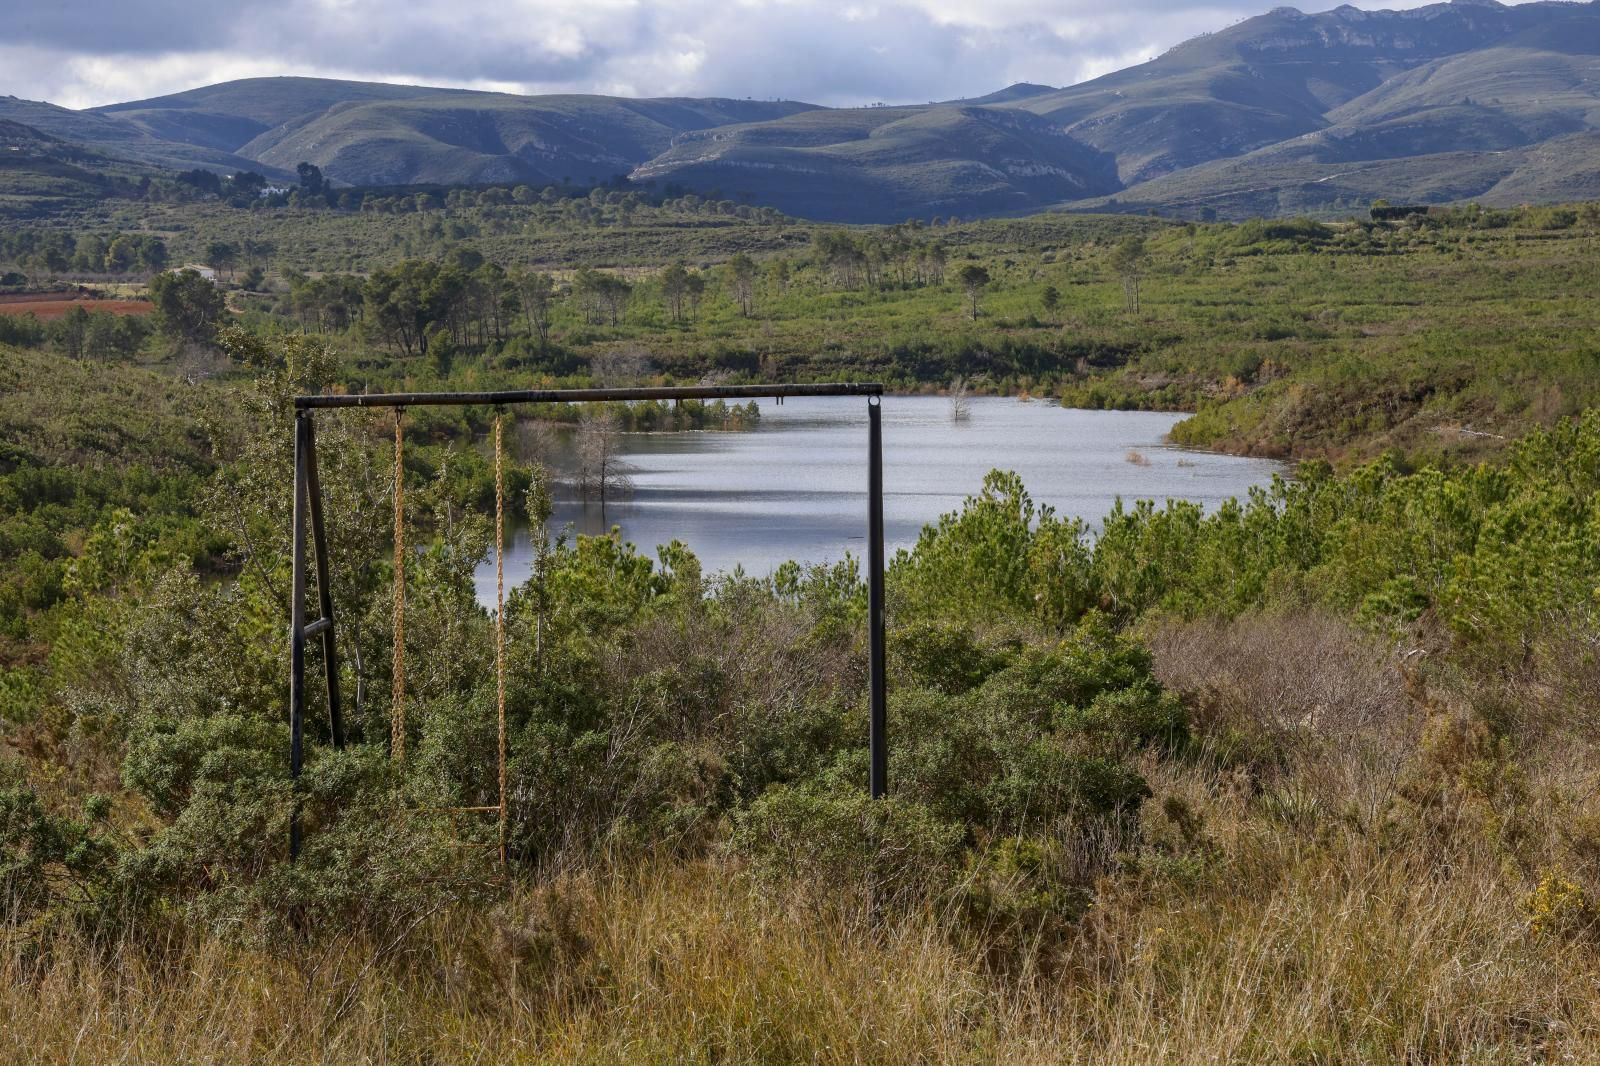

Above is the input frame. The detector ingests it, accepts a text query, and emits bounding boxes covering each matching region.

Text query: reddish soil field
[0,293,154,320]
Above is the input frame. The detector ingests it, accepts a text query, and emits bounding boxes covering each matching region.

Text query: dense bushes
[894,414,1600,658]
[0,339,1204,933]
[7,317,1600,968]
[11,373,1600,936]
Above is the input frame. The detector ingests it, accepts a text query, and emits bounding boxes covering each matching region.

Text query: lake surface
[473,396,1283,604]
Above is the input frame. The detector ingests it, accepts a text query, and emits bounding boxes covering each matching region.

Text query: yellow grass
[8,757,1600,1064]
[9,615,1600,1063]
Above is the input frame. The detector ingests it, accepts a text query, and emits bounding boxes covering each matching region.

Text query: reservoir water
[473,395,1283,604]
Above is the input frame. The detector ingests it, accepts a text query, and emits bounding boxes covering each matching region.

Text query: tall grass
[9,611,1600,1063]
[6,804,1594,1062]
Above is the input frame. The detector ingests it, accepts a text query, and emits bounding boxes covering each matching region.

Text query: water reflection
[474,395,1282,604]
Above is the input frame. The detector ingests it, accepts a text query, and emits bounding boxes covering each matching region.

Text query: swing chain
[494,411,508,866]
[391,407,406,762]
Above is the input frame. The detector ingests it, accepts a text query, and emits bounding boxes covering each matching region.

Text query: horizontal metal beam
[302,617,332,639]
[295,383,884,410]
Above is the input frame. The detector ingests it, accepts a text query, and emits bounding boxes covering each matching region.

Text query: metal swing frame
[288,383,889,860]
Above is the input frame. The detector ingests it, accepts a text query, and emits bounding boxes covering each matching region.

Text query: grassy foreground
[7,614,1600,1063]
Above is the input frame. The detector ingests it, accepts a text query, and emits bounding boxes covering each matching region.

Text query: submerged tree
[949,375,971,422]
[576,406,632,520]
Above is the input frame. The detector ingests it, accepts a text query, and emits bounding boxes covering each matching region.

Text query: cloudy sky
[9,0,1454,109]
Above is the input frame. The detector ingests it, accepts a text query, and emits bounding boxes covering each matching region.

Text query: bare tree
[576,406,632,521]
[949,375,971,422]
[590,347,653,387]
[513,417,559,467]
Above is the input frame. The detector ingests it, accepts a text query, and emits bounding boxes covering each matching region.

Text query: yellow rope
[495,414,508,866]
[391,408,406,762]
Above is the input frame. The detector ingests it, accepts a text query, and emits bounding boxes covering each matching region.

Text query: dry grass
[7,812,1599,1063]
[9,612,1600,1063]
[1146,609,1411,742]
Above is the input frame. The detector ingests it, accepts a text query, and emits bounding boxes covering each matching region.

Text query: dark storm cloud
[7,0,238,53]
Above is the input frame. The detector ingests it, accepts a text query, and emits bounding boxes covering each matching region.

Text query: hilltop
[4,2,1600,220]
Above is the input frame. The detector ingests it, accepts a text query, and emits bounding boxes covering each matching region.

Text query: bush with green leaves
[733,785,965,908]
[0,776,115,921]
[885,615,1176,831]
[16,315,1600,940]
[895,413,1600,657]
[732,614,1181,908]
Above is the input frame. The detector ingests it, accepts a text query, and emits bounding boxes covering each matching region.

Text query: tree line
[163,162,794,225]
[0,229,170,279]
[286,247,830,360]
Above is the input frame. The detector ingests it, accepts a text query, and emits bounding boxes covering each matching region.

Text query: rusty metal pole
[290,413,309,860]
[867,397,887,799]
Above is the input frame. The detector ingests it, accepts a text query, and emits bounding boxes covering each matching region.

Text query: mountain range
[4,0,1600,222]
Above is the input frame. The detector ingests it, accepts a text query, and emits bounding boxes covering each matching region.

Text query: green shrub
[954,836,1092,975]
[890,619,1010,694]
[0,777,115,921]
[889,619,1175,830]
[734,784,964,906]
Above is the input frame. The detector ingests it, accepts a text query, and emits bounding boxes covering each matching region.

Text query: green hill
[4,80,816,191]
[91,76,479,139]
[0,95,285,176]
[634,105,1118,222]
[242,93,821,186]
[0,119,160,219]
[1003,1,1595,183]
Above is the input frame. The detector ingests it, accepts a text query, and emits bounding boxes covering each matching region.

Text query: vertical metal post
[290,413,309,860]
[867,398,887,799]
[303,415,344,748]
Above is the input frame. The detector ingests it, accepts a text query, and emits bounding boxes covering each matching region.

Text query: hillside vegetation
[9,195,1600,464]
[6,306,1600,1056]
[5,186,1600,1057]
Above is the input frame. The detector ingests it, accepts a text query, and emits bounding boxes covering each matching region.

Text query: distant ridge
[940,83,1060,106]
[5,1,1600,221]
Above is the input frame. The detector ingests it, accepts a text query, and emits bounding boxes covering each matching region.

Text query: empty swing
[389,407,509,865]
[289,382,888,871]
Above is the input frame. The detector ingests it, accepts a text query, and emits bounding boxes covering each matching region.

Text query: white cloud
[0,0,1543,109]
